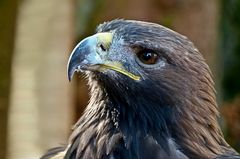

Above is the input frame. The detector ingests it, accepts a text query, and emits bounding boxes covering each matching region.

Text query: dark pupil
[139,51,158,64]
[142,52,153,61]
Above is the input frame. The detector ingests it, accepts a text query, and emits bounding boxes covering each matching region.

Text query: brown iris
[137,50,159,64]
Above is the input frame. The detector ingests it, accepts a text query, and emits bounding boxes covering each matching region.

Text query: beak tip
[67,73,71,82]
[67,62,73,82]
[67,68,74,82]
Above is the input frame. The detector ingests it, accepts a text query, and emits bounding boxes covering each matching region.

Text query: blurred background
[0,0,240,158]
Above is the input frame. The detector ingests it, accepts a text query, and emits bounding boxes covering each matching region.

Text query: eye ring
[136,49,159,65]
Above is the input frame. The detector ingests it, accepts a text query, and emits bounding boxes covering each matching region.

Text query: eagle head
[68,20,210,106]
[65,19,238,159]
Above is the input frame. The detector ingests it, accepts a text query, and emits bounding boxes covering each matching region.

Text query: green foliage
[161,14,175,29]
[220,0,240,101]
[220,0,240,152]
[76,0,104,40]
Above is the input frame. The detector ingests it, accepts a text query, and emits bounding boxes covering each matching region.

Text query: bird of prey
[41,19,240,159]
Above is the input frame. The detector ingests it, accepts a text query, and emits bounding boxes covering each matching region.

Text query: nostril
[99,43,107,52]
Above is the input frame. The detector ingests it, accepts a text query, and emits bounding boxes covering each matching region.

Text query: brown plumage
[41,19,240,159]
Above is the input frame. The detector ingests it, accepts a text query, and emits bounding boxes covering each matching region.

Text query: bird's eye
[137,50,159,65]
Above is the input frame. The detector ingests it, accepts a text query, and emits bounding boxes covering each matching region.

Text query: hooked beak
[67,32,140,81]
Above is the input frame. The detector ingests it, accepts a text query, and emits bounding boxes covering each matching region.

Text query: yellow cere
[95,33,140,81]
[97,32,113,49]
[99,62,141,81]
